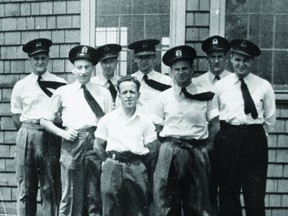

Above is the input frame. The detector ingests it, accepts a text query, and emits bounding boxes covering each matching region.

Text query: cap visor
[135,51,156,56]
[231,49,252,58]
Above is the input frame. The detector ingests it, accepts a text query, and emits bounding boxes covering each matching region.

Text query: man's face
[71,59,95,85]
[100,57,118,79]
[134,54,156,74]
[230,52,252,78]
[207,50,227,75]
[118,81,140,110]
[171,60,193,87]
[29,53,49,76]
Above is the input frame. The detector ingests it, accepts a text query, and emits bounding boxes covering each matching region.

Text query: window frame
[80,0,185,49]
[209,0,288,100]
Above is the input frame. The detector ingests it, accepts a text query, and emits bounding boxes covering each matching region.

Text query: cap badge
[241,41,247,48]
[143,43,148,48]
[36,42,42,47]
[212,38,218,45]
[175,49,182,57]
[81,46,88,54]
[103,46,110,52]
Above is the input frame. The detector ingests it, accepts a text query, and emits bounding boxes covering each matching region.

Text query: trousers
[215,122,268,216]
[153,139,210,216]
[59,127,96,216]
[16,122,61,216]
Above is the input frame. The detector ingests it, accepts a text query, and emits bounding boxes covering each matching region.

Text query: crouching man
[94,76,158,216]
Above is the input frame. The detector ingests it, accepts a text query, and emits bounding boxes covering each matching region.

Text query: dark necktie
[143,74,171,91]
[82,85,105,118]
[107,79,117,102]
[38,76,66,97]
[239,78,258,119]
[214,75,220,81]
[181,87,214,101]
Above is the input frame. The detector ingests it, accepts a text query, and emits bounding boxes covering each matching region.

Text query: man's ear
[68,62,76,74]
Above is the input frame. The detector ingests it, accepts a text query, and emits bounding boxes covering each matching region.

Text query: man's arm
[206,116,220,152]
[12,114,22,130]
[40,118,78,141]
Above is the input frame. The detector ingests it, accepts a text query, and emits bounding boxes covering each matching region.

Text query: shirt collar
[118,107,140,124]
[31,71,50,81]
[208,70,231,83]
[174,82,199,95]
[98,73,119,86]
[138,69,157,80]
[232,72,252,84]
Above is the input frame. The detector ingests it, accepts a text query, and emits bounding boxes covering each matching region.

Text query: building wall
[0,0,80,214]
[185,0,288,215]
[0,0,287,215]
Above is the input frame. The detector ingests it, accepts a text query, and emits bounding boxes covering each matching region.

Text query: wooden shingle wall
[186,0,288,215]
[0,0,80,214]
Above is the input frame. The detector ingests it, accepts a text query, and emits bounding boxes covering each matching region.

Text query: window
[225,0,288,90]
[210,0,288,91]
[81,0,186,76]
[95,0,170,75]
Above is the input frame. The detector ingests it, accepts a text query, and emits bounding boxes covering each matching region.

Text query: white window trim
[169,0,186,46]
[80,0,185,47]
[209,0,226,37]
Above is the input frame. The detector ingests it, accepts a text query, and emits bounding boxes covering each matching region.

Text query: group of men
[10,35,275,216]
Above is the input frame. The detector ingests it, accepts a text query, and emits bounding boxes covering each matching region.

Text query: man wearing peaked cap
[69,45,99,65]
[41,45,113,216]
[91,44,122,106]
[213,39,275,216]
[193,35,231,216]
[162,45,197,67]
[22,38,52,57]
[11,38,67,216]
[153,45,219,216]
[230,38,261,58]
[128,39,172,115]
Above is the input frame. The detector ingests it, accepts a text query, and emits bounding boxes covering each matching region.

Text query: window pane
[95,0,170,75]
[225,0,288,88]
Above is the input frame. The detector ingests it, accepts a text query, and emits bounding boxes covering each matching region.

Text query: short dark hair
[117,75,141,92]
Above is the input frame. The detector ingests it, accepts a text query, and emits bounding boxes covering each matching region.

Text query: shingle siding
[0,1,80,214]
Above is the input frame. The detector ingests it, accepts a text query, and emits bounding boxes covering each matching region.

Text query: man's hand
[62,127,78,141]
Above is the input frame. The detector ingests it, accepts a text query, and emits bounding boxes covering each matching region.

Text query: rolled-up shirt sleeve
[153,96,165,126]
[42,90,62,122]
[94,117,108,141]
[206,97,219,121]
[11,82,23,114]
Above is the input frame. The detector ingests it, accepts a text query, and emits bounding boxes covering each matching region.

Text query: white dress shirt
[11,71,67,121]
[95,108,157,155]
[131,70,172,114]
[193,70,231,92]
[214,73,276,127]
[154,82,219,140]
[43,81,113,129]
[91,73,120,89]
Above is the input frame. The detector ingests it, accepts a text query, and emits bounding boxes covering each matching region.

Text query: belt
[107,151,144,163]
[22,119,40,125]
[163,137,206,150]
[220,121,263,130]
[21,120,43,130]
[66,126,97,133]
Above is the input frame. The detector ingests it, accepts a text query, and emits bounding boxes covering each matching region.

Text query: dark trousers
[208,150,219,216]
[215,122,268,216]
[153,140,211,216]
[16,123,61,216]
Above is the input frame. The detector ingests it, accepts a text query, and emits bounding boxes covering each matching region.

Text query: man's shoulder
[193,72,209,85]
